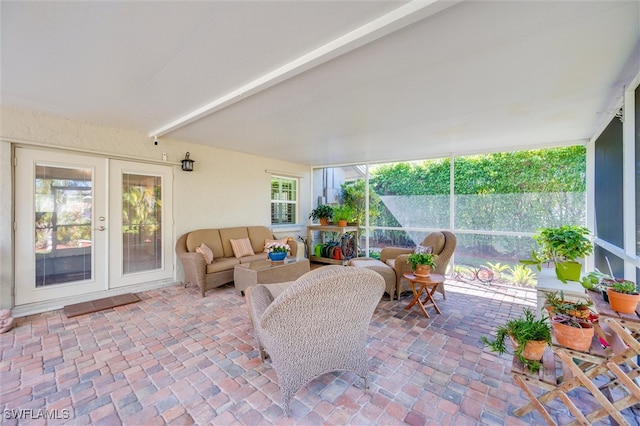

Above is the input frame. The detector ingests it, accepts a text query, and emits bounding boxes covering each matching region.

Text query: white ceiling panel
[2,0,638,166]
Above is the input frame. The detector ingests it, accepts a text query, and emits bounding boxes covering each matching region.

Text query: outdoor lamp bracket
[181,152,195,172]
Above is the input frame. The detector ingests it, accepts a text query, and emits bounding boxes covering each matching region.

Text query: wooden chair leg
[512,374,556,424]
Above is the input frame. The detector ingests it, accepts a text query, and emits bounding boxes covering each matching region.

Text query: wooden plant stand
[511,317,640,425]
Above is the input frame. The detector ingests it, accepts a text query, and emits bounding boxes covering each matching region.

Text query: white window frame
[271,175,298,225]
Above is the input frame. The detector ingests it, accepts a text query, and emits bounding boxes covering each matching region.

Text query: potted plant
[332,205,354,227]
[550,313,596,352]
[407,252,437,277]
[481,308,551,372]
[265,242,291,262]
[607,279,639,314]
[520,225,593,282]
[543,291,597,351]
[544,291,593,319]
[309,204,334,225]
[580,270,610,290]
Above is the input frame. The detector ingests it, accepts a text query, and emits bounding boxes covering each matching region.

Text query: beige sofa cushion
[219,227,250,257]
[248,226,276,254]
[186,229,224,258]
[206,257,240,273]
[239,253,270,264]
[422,232,446,254]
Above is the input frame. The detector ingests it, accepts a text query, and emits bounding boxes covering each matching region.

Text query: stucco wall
[0,107,311,309]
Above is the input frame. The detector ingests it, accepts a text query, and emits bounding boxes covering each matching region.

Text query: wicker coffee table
[233,258,310,295]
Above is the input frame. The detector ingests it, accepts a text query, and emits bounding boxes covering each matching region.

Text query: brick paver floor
[1,275,639,425]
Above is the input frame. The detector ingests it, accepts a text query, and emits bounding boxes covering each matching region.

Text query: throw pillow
[230,238,255,258]
[263,238,288,253]
[196,243,214,264]
[414,245,433,254]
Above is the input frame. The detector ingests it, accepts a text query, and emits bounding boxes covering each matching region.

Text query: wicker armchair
[380,231,456,299]
[246,265,385,416]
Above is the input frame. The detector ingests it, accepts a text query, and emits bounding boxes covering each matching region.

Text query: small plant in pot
[265,242,291,262]
[481,308,551,372]
[332,205,355,227]
[520,225,593,282]
[543,290,597,352]
[407,252,437,277]
[544,291,593,319]
[309,204,334,225]
[580,270,610,290]
[607,279,639,314]
[550,313,596,352]
[547,296,597,352]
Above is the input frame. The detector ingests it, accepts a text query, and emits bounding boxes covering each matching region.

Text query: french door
[15,148,173,305]
[109,160,173,288]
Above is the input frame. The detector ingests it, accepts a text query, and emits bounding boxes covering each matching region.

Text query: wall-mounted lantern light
[181,152,195,172]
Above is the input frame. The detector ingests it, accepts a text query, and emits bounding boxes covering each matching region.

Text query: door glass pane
[35,165,93,287]
[122,173,162,274]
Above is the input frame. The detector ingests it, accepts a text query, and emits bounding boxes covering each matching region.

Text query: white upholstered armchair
[246,265,385,416]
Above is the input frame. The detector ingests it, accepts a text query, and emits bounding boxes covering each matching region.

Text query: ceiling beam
[148,0,461,138]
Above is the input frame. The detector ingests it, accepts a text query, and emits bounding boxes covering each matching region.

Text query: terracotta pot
[552,320,594,352]
[607,288,640,314]
[510,336,547,361]
[337,220,348,227]
[320,218,328,226]
[414,264,431,277]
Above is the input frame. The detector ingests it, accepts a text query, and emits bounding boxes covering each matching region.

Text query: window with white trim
[271,176,297,224]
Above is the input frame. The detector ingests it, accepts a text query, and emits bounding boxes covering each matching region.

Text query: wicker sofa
[176,226,297,297]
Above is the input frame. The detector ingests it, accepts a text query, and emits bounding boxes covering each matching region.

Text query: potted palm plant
[607,280,639,314]
[309,204,334,225]
[481,308,551,372]
[407,252,437,277]
[520,225,593,282]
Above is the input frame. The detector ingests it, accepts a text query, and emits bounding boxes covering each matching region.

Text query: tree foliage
[370,146,585,196]
[338,146,587,260]
[340,179,380,225]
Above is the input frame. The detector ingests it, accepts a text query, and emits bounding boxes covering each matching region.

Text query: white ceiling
[2,1,638,166]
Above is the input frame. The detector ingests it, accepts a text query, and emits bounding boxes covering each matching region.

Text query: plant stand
[307,224,359,265]
[511,317,640,425]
